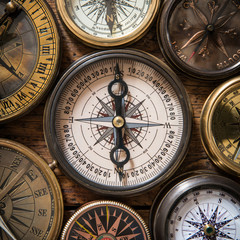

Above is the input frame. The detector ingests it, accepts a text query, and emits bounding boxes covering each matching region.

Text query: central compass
[44,49,192,195]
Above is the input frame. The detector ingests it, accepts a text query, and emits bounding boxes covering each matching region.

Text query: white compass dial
[44,50,191,194]
[168,188,240,240]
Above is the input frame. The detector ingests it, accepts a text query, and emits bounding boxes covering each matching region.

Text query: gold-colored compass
[0,138,63,239]
[56,0,160,48]
[0,0,60,123]
[201,76,240,176]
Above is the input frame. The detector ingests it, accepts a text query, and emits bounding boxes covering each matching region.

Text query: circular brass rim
[61,200,151,240]
[0,0,61,123]
[0,138,64,239]
[56,0,160,48]
[200,76,240,176]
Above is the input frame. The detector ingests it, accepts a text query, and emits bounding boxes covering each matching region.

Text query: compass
[0,138,63,239]
[150,172,240,239]
[44,49,192,195]
[56,0,160,48]
[158,0,240,80]
[201,76,240,176]
[0,0,60,123]
[61,200,150,240]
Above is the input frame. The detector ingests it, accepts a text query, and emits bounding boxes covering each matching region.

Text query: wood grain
[0,0,239,239]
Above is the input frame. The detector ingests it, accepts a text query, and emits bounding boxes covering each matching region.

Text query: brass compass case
[201,77,240,176]
[0,138,63,239]
[61,200,151,240]
[158,0,240,80]
[56,0,160,48]
[0,0,60,123]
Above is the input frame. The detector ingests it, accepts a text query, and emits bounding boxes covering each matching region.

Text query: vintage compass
[201,76,240,176]
[158,0,240,80]
[44,49,192,195]
[61,200,150,240]
[0,138,63,239]
[0,0,60,123]
[150,172,240,239]
[56,0,160,48]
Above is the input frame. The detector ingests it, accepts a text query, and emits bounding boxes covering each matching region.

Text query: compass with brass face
[201,76,240,176]
[61,200,150,240]
[0,138,63,239]
[158,0,240,80]
[0,0,60,123]
[56,0,160,48]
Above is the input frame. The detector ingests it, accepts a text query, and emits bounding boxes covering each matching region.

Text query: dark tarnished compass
[158,0,240,80]
[61,200,151,240]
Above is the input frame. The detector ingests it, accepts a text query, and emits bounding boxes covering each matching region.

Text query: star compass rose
[75,63,164,181]
[184,204,237,239]
[61,201,151,240]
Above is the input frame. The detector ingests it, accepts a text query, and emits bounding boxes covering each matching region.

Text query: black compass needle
[108,63,130,181]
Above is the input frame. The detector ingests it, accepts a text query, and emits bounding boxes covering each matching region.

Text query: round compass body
[0,0,60,123]
[201,76,240,176]
[56,0,160,48]
[0,138,63,239]
[158,0,240,80]
[150,172,240,240]
[61,200,150,240]
[44,49,192,195]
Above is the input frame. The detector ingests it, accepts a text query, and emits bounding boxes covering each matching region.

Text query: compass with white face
[56,0,160,48]
[44,49,192,195]
[150,172,240,240]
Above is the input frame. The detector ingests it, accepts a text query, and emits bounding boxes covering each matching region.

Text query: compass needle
[44,50,191,195]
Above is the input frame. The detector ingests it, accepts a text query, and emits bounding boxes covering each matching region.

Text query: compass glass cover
[159,0,240,79]
[44,50,191,194]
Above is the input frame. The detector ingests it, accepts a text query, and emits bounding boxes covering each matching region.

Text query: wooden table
[1,0,239,238]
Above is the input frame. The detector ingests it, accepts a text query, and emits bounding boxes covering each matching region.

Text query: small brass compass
[56,0,160,48]
[201,76,240,176]
[0,0,60,123]
[61,200,151,240]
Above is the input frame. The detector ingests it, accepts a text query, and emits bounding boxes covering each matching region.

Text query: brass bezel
[56,0,160,48]
[0,138,64,239]
[200,76,240,176]
[0,0,61,123]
